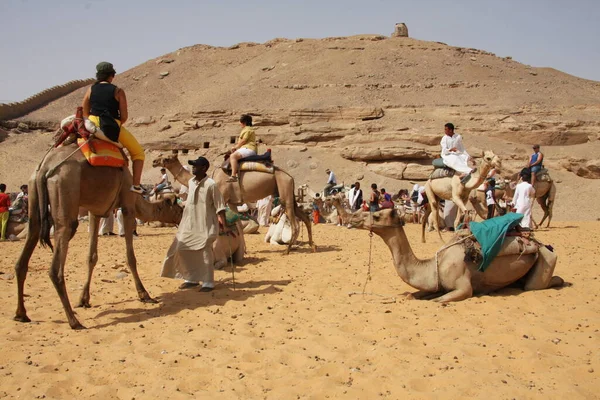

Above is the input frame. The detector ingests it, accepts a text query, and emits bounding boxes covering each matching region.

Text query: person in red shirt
[0,184,11,241]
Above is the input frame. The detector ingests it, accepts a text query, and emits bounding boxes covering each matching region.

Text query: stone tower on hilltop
[391,23,409,38]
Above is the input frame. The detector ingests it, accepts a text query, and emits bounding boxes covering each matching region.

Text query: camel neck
[378,227,439,292]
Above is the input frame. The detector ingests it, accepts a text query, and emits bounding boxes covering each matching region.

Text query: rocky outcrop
[562,159,600,179]
[289,107,384,123]
[341,146,437,162]
[391,23,409,38]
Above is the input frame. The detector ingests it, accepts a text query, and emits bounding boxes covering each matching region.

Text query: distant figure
[369,184,380,212]
[227,114,258,182]
[527,144,544,188]
[150,168,170,195]
[0,183,10,241]
[348,182,363,211]
[324,169,337,196]
[440,123,473,184]
[485,179,496,220]
[512,169,535,229]
[256,195,273,227]
[410,184,420,224]
[380,188,394,209]
[10,184,28,221]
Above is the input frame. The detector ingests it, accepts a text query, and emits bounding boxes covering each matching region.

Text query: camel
[422,150,502,242]
[213,223,245,270]
[14,143,181,329]
[153,153,316,253]
[345,208,564,302]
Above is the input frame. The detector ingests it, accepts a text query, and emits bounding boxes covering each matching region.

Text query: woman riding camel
[82,62,146,194]
[227,114,257,182]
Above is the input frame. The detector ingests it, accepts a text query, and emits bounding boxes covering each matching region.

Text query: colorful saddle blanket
[77,138,126,168]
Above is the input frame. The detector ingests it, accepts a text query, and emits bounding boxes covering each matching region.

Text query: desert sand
[0,221,598,399]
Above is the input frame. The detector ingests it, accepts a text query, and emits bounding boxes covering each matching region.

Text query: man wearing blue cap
[161,156,227,292]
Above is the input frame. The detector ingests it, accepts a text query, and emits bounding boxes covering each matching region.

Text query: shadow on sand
[89,279,292,329]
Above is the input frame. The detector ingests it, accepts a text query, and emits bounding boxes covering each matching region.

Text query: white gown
[441,134,472,174]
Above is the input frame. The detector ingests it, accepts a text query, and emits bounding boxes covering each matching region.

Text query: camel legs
[121,205,156,303]
[432,278,473,303]
[49,220,85,330]
[536,196,553,228]
[78,213,100,308]
[284,203,300,255]
[14,183,41,323]
[523,246,564,291]
[294,203,316,252]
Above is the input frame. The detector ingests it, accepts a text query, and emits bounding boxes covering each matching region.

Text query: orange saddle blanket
[77,138,126,167]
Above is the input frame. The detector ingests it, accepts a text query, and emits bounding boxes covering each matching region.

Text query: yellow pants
[88,115,145,161]
[0,211,9,240]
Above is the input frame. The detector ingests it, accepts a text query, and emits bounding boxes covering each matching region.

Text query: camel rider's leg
[0,211,8,240]
[118,125,146,193]
[228,152,242,182]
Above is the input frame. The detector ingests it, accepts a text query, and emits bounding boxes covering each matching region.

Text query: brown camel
[346,208,564,302]
[153,153,316,254]
[14,143,181,329]
[422,150,502,242]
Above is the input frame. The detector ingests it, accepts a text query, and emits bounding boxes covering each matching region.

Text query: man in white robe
[161,156,227,292]
[441,123,473,180]
[511,169,535,229]
[256,195,272,226]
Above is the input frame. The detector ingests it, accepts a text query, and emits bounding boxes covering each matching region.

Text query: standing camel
[14,144,180,329]
[153,153,316,254]
[346,208,563,302]
[422,150,502,242]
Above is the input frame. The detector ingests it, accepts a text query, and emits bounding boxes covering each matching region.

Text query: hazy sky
[1,0,599,102]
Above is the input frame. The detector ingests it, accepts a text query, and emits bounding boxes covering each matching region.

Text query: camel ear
[165,198,173,206]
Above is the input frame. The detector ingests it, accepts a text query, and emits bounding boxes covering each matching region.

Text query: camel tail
[38,174,54,251]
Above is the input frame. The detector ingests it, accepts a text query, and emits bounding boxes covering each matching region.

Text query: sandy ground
[0,221,598,399]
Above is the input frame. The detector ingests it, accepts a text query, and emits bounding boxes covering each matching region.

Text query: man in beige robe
[161,156,227,292]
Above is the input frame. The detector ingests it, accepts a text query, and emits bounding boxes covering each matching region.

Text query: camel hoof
[14,315,31,323]
[71,323,87,330]
[140,297,159,304]
[550,276,564,288]
[76,302,92,308]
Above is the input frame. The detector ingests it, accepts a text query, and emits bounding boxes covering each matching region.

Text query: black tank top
[90,82,120,119]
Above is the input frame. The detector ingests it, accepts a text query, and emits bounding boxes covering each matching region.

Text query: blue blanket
[468,213,524,271]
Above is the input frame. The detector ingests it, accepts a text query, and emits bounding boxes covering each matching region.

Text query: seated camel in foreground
[423,150,502,242]
[14,143,183,329]
[153,152,316,254]
[346,208,564,303]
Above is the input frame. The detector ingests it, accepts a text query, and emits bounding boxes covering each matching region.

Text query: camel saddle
[429,158,456,180]
[535,168,552,183]
[221,150,274,175]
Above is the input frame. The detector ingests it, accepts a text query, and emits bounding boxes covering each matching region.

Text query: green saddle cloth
[468,213,524,271]
[225,208,250,226]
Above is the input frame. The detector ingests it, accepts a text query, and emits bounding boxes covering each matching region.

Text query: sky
[1,0,599,102]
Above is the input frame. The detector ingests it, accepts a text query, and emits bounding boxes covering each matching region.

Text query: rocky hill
[2,33,600,220]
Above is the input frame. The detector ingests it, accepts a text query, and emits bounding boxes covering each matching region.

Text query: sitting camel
[153,152,316,253]
[14,143,182,329]
[213,222,245,270]
[347,208,564,302]
[422,150,502,242]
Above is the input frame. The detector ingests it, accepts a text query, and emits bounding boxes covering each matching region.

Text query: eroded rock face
[341,146,437,162]
[367,162,407,180]
[563,159,600,179]
[289,107,384,124]
[403,163,434,180]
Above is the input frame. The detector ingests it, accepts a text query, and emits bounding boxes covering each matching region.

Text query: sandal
[226,176,238,183]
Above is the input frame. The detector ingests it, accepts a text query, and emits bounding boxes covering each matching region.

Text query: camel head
[348,208,405,232]
[481,150,502,171]
[152,153,180,169]
[151,197,184,224]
